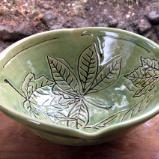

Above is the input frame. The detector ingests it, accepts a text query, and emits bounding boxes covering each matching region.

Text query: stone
[50,24,62,30]
[137,18,151,34]
[84,5,93,11]
[73,17,90,27]
[117,21,127,30]
[154,25,159,40]
[107,16,118,27]
[96,23,108,27]
[63,20,77,28]
[15,22,36,36]
[0,40,12,52]
[144,28,158,43]
[41,11,57,28]
[0,24,13,41]
[0,23,36,41]
[94,16,106,26]
[42,11,55,22]
[147,11,159,25]
[126,26,136,33]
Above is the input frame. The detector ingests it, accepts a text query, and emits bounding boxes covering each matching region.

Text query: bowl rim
[0,27,159,140]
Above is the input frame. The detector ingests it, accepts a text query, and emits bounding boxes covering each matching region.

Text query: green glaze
[0,27,159,145]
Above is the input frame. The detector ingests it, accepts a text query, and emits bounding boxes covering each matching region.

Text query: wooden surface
[1,112,159,159]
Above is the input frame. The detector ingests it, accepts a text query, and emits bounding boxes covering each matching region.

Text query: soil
[0,0,159,50]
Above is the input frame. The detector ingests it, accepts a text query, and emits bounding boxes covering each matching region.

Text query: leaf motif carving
[133,80,157,97]
[67,100,89,129]
[23,100,40,118]
[88,55,121,93]
[125,57,159,97]
[84,96,112,109]
[89,94,153,129]
[47,56,79,94]
[78,45,98,93]
[21,73,54,117]
[22,73,54,99]
[141,57,159,70]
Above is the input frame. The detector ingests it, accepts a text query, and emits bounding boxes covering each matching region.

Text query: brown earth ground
[0,0,158,52]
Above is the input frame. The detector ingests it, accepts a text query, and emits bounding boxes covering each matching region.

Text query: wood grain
[0,112,159,159]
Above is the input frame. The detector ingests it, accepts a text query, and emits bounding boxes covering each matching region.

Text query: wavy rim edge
[0,27,159,140]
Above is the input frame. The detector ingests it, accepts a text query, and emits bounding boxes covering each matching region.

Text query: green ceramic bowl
[0,27,159,145]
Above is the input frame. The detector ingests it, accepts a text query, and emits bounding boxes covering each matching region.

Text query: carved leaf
[84,96,112,109]
[133,79,157,97]
[22,73,54,98]
[78,45,98,92]
[90,94,152,129]
[125,57,159,97]
[141,57,159,70]
[23,100,39,118]
[140,57,159,78]
[125,67,145,87]
[47,56,79,94]
[23,86,79,122]
[88,55,121,93]
[67,100,89,129]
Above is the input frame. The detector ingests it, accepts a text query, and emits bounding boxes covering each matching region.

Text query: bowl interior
[0,28,159,133]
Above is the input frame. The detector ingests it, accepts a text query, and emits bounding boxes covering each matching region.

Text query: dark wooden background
[0,112,159,159]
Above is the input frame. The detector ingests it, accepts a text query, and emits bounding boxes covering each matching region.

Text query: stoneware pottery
[0,27,159,145]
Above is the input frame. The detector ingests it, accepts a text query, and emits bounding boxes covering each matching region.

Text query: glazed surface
[0,28,159,134]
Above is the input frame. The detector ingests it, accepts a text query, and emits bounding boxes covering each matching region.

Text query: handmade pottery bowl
[0,27,159,145]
